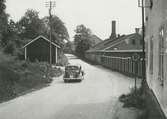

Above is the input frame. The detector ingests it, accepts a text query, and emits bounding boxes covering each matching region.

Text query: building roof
[87,38,113,52]
[23,35,61,48]
[104,33,142,50]
[90,35,103,46]
[87,35,123,52]
[87,33,142,53]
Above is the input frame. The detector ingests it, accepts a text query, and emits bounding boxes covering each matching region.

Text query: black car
[63,65,84,83]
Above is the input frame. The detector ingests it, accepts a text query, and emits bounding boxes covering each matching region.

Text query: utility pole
[138,0,151,86]
[45,1,56,65]
[141,0,146,84]
[132,53,140,93]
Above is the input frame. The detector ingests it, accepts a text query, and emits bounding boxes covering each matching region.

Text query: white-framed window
[158,28,165,83]
[149,37,153,74]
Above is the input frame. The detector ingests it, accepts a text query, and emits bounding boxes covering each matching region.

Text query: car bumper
[63,78,83,80]
[63,77,83,81]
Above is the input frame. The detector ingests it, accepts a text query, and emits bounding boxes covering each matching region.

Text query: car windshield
[65,66,79,71]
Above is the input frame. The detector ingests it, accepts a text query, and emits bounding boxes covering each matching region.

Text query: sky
[6,0,142,40]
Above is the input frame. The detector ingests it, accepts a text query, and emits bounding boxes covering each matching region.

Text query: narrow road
[0,54,139,119]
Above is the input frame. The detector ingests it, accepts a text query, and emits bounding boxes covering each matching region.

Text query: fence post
[132,53,140,93]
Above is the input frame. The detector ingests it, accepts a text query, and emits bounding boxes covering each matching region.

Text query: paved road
[0,54,138,119]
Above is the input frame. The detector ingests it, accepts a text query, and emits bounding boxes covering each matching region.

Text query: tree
[63,41,73,54]
[0,0,8,45]
[0,0,6,14]
[2,19,23,55]
[42,15,69,46]
[18,9,44,40]
[0,1,22,55]
[74,24,92,57]
[1,20,20,46]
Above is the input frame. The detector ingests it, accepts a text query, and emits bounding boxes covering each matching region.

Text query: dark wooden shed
[23,35,60,64]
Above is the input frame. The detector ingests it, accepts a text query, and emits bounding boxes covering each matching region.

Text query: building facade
[85,21,143,77]
[145,0,167,117]
[23,35,60,64]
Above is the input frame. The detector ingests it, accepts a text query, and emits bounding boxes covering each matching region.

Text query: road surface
[0,54,140,119]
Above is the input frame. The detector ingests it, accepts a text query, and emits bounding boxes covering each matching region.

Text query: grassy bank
[119,87,148,119]
[0,52,63,103]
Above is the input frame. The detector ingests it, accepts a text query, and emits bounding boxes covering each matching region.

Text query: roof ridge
[23,35,60,48]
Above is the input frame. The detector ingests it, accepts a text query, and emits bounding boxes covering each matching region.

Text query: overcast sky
[6,0,142,40]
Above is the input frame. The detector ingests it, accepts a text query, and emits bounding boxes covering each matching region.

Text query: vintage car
[63,64,84,82]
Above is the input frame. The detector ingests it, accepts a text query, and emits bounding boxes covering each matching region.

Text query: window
[149,38,153,74]
[146,16,148,22]
[150,0,153,9]
[145,0,153,9]
[132,39,136,45]
[158,29,165,84]
[140,39,143,45]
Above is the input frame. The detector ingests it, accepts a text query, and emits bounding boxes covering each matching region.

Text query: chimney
[135,28,140,34]
[110,20,116,39]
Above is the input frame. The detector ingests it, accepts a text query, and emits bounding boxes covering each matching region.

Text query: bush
[57,53,68,66]
[3,41,16,55]
[0,52,63,102]
[119,87,145,109]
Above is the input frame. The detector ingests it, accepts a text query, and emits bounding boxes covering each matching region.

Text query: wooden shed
[23,35,60,64]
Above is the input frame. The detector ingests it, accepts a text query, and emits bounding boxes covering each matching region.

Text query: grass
[119,87,145,109]
[119,87,149,119]
[0,52,63,103]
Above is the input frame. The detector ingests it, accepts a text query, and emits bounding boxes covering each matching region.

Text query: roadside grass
[119,86,167,119]
[119,87,148,119]
[119,87,145,109]
[0,52,63,103]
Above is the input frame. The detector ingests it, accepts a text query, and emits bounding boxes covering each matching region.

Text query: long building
[85,21,143,77]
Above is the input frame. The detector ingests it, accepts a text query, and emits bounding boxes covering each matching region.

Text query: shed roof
[23,35,61,48]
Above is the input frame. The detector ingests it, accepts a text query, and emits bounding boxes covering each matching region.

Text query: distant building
[86,21,118,53]
[69,34,102,54]
[89,35,102,47]
[87,22,142,53]
[104,28,142,52]
[23,35,60,64]
[86,20,142,64]
[85,19,143,77]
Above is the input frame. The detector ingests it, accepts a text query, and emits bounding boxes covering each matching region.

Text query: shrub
[119,87,145,109]
[3,41,16,55]
[0,52,62,102]
[57,53,68,66]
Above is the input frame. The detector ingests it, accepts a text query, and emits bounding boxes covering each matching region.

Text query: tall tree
[63,41,73,53]
[18,10,69,46]
[0,0,8,45]
[42,15,69,46]
[2,20,23,55]
[74,24,92,57]
[0,0,6,14]
[18,9,44,40]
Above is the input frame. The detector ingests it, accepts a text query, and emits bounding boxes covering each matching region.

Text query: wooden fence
[101,55,143,77]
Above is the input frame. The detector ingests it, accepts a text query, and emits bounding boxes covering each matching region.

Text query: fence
[101,55,143,77]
